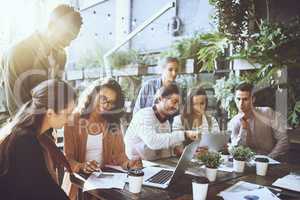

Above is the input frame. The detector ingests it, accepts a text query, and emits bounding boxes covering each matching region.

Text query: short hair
[157,83,180,98]
[49,4,83,28]
[159,57,180,68]
[235,83,253,94]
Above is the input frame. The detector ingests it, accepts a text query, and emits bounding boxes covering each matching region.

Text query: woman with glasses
[62,78,141,200]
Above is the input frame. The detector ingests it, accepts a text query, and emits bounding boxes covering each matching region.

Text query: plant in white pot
[197,151,222,182]
[230,146,255,173]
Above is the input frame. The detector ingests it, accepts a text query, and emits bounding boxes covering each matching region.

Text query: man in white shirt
[125,84,199,161]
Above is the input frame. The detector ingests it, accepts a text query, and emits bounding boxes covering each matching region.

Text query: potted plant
[197,151,222,182]
[160,35,203,73]
[197,32,229,72]
[230,146,255,173]
[213,72,243,119]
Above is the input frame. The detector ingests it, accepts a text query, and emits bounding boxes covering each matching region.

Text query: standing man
[229,83,289,159]
[125,84,199,161]
[133,57,180,113]
[2,4,82,116]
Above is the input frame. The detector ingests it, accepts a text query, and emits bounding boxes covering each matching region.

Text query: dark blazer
[0,129,69,200]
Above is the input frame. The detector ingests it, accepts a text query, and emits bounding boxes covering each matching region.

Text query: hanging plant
[160,34,204,68]
[109,50,139,69]
[209,0,254,50]
[197,32,229,72]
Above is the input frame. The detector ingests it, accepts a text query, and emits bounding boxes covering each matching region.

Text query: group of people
[0,4,289,200]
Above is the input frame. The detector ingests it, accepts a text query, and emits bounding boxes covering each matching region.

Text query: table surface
[70,158,300,200]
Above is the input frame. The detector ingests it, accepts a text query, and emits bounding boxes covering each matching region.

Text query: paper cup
[128,169,144,193]
[255,158,269,176]
[233,159,245,173]
[192,177,209,200]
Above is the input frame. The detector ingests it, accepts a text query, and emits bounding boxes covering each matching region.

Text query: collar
[152,105,168,123]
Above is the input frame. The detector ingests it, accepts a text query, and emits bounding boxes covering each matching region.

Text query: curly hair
[76,78,125,123]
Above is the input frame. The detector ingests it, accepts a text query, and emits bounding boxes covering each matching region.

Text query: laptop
[142,140,199,189]
[198,131,231,151]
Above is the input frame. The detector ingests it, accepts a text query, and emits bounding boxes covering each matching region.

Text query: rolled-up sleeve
[268,109,289,158]
[137,116,185,150]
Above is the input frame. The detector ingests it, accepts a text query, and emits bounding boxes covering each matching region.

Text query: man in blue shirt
[133,57,180,113]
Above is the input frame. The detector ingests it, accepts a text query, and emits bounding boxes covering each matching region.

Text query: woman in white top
[173,86,220,133]
[172,87,220,156]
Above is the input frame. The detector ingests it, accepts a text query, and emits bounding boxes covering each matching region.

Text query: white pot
[233,159,245,173]
[206,167,217,182]
[256,161,268,176]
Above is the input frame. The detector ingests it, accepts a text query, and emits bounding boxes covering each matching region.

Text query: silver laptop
[142,140,199,189]
[198,131,231,151]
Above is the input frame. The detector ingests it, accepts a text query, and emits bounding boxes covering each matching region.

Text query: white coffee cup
[255,158,269,176]
[128,169,144,193]
[192,177,209,200]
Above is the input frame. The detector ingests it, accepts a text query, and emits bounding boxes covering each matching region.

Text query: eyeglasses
[98,95,116,108]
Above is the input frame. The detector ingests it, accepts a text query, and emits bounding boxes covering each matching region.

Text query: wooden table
[70,158,300,200]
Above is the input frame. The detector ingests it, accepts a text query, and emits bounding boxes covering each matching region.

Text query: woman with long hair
[173,86,220,132]
[62,78,141,200]
[0,79,77,200]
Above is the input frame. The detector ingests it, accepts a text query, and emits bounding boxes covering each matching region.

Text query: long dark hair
[76,78,125,124]
[181,86,208,130]
[0,79,76,175]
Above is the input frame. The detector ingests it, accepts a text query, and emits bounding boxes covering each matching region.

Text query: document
[272,174,300,192]
[220,187,280,200]
[142,160,161,167]
[219,181,281,200]
[218,163,234,172]
[250,155,280,165]
[105,165,127,172]
[83,172,127,192]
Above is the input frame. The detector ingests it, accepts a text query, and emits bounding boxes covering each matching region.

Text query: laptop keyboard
[145,169,173,184]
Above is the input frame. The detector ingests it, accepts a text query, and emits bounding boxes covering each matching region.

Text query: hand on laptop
[81,160,101,174]
[185,130,200,141]
[128,159,143,169]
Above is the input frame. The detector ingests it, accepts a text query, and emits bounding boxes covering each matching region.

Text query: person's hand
[81,160,100,174]
[128,159,143,169]
[174,146,183,157]
[185,130,201,141]
[195,146,208,157]
[241,116,249,129]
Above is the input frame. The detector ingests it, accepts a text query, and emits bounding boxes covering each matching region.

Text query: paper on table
[219,181,260,194]
[220,187,281,200]
[272,174,300,192]
[250,155,280,165]
[142,160,161,167]
[218,163,234,172]
[83,172,127,192]
[185,163,234,176]
[105,165,127,172]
